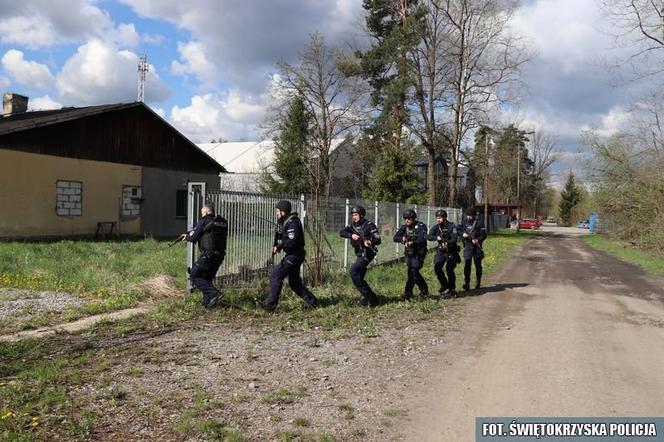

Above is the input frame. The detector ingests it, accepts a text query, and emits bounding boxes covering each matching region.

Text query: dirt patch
[136,275,183,300]
[57,304,464,441]
[0,288,87,320]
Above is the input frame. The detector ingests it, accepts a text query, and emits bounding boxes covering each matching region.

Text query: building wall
[141,167,221,237]
[0,149,141,237]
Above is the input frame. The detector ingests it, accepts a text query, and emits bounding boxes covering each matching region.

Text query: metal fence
[186,186,461,287]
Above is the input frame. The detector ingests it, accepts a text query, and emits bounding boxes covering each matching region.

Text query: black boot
[475,278,481,290]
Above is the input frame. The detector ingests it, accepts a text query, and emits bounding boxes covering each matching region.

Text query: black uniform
[263,212,318,309]
[186,214,228,307]
[340,218,381,306]
[458,216,487,290]
[426,220,460,294]
[393,221,429,299]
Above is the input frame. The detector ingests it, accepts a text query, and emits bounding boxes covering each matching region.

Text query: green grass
[0,229,531,337]
[0,238,185,306]
[583,234,664,276]
[0,339,100,440]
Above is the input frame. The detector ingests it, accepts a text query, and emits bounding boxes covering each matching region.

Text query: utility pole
[484,132,494,233]
[137,54,148,103]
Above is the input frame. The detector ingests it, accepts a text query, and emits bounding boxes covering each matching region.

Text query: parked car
[519,218,540,229]
[546,216,556,224]
[578,219,589,229]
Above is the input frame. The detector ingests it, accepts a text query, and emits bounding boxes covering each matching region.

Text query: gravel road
[404,230,664,441]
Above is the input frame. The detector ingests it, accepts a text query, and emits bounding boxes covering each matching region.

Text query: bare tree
[600,0,664,80]
[407,0,455,205]
[433,0,533,206]
[273,32,365,283]
[529,130,559,216]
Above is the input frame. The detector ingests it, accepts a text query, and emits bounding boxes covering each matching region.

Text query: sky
[0,0,649,187]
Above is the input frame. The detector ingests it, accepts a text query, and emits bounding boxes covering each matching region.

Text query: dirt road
[405,229,664,441]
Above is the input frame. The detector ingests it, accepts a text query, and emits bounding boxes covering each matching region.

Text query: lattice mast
[137,54,149,102]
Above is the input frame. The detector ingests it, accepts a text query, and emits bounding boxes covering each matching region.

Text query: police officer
[257,200,319,311]
[426,209,460,297]
[180,202,228,309]
[459,208,487,291]
[339,205,381,307]
[393,209,429,300]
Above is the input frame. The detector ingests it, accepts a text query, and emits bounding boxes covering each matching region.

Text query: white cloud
[580,106,632,137]
[111,23,140,48]
[512,0,609,72]
[56,39,170,105]
[0,15,57,49]
[28,95,62,110]
[0,76,10,90]
[1,49,55,89]
[142,33,166,46]
[0,1,141,49]
[170,91,268,143]
[170,41,219,87]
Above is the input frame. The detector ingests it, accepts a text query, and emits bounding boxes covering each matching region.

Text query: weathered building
[0,94,225,238]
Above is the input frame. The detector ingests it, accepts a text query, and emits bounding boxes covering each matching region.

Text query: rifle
[463,219,484,252]
[436,225,449,252]
[403,226,417,256]
[351,224,378,257]
[168,236,185,247]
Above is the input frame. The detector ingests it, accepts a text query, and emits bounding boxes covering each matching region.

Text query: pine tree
[558,172,582,226]
[261,95,311,195]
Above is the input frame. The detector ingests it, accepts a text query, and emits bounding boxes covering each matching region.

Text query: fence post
[427,206,431,226]
[395,202,400,258]
[300,193,305,280]
[343,198,349,271]
[374,200,379,225]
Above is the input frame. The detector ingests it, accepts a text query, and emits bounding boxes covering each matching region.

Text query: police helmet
[351,205,366,217]
[435,209,447,218]
[402,209,417,220]
[276,200,292,214]
[465,208,478,218]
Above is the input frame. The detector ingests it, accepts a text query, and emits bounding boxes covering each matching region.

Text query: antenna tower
[137,53,149,102]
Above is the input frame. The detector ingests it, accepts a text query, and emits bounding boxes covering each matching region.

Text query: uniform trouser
[405,254,428,296]
[463,247,483,286]
[190,252,224,305]
[433,251,457,290]
[349,254,377,305]
[266,253,318,308]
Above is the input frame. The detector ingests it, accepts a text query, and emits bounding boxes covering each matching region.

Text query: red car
[518,218,540,229]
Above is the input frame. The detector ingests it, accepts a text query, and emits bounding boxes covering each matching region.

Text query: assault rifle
[168,235,185,247]
[463,219,483,252]
[351,224,378,257]
[436,225,449,252]
[403,226,417,256]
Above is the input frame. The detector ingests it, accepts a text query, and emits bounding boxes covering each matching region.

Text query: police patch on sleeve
[288,231,295,239]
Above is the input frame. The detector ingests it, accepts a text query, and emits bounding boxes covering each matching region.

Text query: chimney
[3,92,29,116]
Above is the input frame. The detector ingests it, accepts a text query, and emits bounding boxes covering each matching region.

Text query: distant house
[0,93,225,238]
[198,138,355,195]
[414,155,468,191]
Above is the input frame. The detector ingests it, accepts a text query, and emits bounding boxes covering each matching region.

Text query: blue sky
[0,0,653,187]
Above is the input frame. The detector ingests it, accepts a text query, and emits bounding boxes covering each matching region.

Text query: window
[122,186,142,219]
[56,180,82,216]
[176,189,187,218]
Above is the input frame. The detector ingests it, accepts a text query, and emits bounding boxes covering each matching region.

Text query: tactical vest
[275,213,297,246]
[199,215,228,253]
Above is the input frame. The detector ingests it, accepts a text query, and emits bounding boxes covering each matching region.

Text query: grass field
[0,229,533,441]
[0,229,533,335]
[583,234,664,276]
